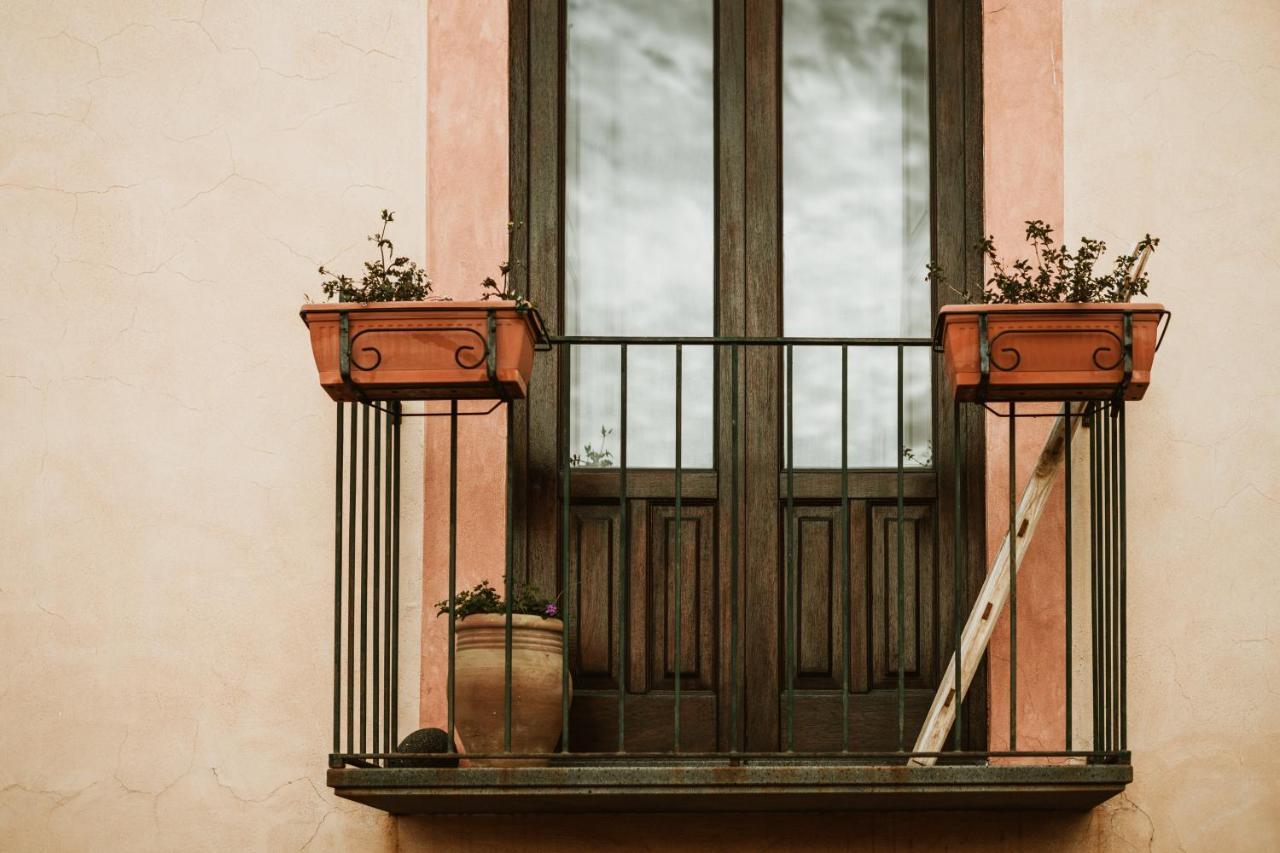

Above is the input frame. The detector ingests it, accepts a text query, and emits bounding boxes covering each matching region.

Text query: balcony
[320,333,1133,813]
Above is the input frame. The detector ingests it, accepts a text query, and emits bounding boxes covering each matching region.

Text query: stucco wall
[419,0,512,734]
[0,1,426,849]
[4,0,1279,851]
[1062,0,1280,848]
[982,0,1069,757]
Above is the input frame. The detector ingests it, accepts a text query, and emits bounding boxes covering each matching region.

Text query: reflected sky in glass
[566,0,933,470]
[783,0,932,467]
[566,0,715,469]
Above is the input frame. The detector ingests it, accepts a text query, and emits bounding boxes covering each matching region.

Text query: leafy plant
[480,221,535,308]
[570,426,614,468]
[435,579,560,620]
[927,220,1158,305]
[317,210,432,303]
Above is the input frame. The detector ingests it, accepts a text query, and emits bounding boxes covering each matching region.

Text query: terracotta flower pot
[454,613,570,765]
[299,300,547,402]
[935,303,1168,402]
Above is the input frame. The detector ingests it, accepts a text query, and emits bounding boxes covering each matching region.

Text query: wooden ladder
[909,403,1085,766]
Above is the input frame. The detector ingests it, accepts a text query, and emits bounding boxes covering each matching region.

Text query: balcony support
[328,763,1131,814]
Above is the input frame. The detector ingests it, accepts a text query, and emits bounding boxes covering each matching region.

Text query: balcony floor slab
[328,762,1132,814]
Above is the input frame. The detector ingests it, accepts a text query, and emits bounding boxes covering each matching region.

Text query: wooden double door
[509,0,987,753]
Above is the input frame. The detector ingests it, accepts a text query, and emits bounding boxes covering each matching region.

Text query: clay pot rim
[300,299,528,317]
[299,300,548,345]
[934,302,1168,346]
[937,301,1165,316]
[454,613,564,632]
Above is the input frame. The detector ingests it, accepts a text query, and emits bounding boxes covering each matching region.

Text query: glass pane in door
[565,0,716,469]
[782,0,932,468]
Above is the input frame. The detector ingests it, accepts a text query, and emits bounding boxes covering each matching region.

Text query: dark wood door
[510,0,987,755]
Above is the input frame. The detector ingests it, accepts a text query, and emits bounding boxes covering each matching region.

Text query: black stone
[388,728,460,768]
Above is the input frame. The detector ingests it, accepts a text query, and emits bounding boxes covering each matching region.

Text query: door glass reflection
[783,0,932,468]
[565,0,716,469]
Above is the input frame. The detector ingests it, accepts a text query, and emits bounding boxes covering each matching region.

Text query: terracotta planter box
[453,613,570,765]
[935,303,1168,402]
[300,300,547,402]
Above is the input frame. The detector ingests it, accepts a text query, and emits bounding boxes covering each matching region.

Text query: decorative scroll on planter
[934,303,1170,402]
[300,300,549,402]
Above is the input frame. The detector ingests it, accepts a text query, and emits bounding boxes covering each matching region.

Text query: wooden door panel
[649,503,717,691]
[870,502,937,689]
[566,498,720,753]
[788,691,935,753]
[568,504,621,689]
[796,513,835,679]
[780,500,941,753]
[569,693,718,753]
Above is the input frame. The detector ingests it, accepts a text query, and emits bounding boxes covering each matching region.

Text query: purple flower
[544,603,558,618]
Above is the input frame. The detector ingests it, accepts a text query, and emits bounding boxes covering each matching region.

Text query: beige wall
[1063,0,1280,848]
[4,0,1279,851]
[0,1,425,849]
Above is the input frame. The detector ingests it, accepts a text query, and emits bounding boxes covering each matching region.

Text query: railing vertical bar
[729,343,740,753]
[1101,401,1112,752]
[1089,403,1101,752]
[1105,399,1116,753]
[560,359,571,753]
[896,345,905,751]
[447,401,458,752]
[674,343,684,752]
[333,402,344,754]
[504,400,514,754]
[1119,400,1128,751]
[346,404,358,753]
[953,397,964,751]
[618,343,629,752]
[391,401,401,748]
[1008,402,1017,751]
[1102,402,1111,752]
[1106,402,1116,752]
[1064,401,1073,752]
[359,402,370,754]
[785,343,796,752]
[371,405,381,759]
[383,400,394,755]
[840,345,850,753]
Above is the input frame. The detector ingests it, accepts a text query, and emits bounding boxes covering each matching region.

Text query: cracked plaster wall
[1061,0,1280,849]
[0,1,425,850]
[3,0,1277,851]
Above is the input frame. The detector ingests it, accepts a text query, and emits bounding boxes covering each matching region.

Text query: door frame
[506,0,989,752]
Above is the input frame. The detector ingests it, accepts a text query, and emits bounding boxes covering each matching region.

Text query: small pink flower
[545,603,558,618]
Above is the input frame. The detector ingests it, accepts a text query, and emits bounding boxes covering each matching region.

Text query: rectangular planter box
[300,300,546,402]
[935,303,1167,402]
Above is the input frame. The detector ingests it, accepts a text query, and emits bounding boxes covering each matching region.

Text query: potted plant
[300,212,547,402]
[436,579,569,765]
[929,221,1169,402]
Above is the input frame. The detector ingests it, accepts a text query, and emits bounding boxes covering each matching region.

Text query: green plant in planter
[926,220,1159,304]
[317,210,433,303]
[436,579,560,620]
[313,212,533,306]
[479,220,536,309]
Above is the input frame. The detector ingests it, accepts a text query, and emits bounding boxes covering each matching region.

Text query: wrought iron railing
[325,335,1131,770]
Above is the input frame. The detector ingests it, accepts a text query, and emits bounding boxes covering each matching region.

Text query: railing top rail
[546,335,934,347]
